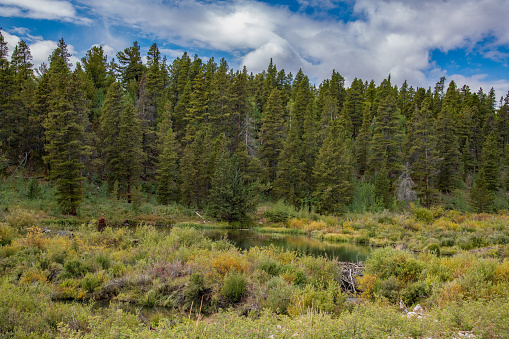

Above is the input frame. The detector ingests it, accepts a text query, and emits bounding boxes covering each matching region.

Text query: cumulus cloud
[0,0,91,24]
[3,0,509,96]
[3,30,81,70]
[74,0,509,95]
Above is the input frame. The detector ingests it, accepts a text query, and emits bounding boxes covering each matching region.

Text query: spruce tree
[43,67,91,215]
[273,77,311,206]
[117,101,143,202]
[116,41,145,100]
[156,120,179,205]
[435,105,462,192]
[368,95,403,180]
[343,78,364,137]
[406,99,439,206]
[374,156,392,209]
[313,120,353,214]
[10,40,35,159]
[480,131,501,192]
[259,88,285,184]
[470,169,494,213]
[0,29,14,159]
[208,152,255,222]
[100,82,124,185]
[355,102,372,176]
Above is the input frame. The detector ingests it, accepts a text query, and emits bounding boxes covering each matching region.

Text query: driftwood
[195,211,208,223]
[338,262,364,294]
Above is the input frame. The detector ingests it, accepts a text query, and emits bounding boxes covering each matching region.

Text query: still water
[200,229,370,262]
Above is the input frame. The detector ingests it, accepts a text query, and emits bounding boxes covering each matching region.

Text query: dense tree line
[1,30,508,217]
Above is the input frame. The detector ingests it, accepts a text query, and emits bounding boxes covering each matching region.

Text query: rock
[413,304,424,315]
[399,300,408,314]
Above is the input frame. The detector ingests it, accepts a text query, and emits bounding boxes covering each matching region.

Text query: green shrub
[0,223,14,245]
[365,247,423,284]
[63,259,90,278]
[263,200,296,222]
[424,243,440,255]
[184,273,206,308]
[263,211,291,223]
[414,208,433,223]
[376,276,400,302]
[221,272,246,303]
[440,237,455,247]
[258,257,281,276]
[263,277,295,314]
[288,280,346,316]
[95,253,111,270]
[26,178,41,200]
[402,281,429,306]
[81,273,100,293]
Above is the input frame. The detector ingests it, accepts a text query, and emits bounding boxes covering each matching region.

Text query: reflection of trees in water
[203,229,370,262]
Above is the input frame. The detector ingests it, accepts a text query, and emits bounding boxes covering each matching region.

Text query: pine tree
[497,93,509,146]
[179,129,215,207]
[117,101,143,202]
[480,131,501,192]
[406,99,439,206]
[313,120,353,214]
[0,29,14,159]
[374,156,392,209]
[368,95,403,180]
[259,88,285,184]
[100,82,124,185]
[209,58,231,138]
[82,45,111,124]
[435,105,462,192]
[470,169,494,213]
[10,40,35,159]
[116,41,145,100]
[43,67,91,215]
[273,77,310,206]
[156,119,179,205]
[208,152,255,222]
[343,78,364,137]
[355,102,372,176]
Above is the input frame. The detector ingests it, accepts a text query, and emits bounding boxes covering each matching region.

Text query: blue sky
[2,0,509,99]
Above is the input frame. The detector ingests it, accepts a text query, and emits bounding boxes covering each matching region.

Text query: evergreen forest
[2,32,509,217]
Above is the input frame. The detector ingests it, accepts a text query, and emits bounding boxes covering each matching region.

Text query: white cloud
[0,0,92,24]
[76,0,509,96]
[2,30,21,59]
[4,0,509,97]
[11,26,30,35]
[447,73,509,101]
[4,32,80,70]
[297,0,347,10]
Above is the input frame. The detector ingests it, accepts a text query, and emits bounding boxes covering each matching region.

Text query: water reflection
[201,229,370,262]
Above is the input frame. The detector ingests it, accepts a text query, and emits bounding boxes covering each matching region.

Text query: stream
[200,228,371,262]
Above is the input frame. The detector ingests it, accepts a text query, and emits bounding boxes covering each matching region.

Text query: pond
[200,228,371,263]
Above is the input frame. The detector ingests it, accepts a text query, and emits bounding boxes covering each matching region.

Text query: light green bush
[81,273,101,293]
[221,272,246,303]
[414,207,433,223]
[0,223,14,245]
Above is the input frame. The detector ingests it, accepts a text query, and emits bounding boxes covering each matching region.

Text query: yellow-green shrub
[0,223,14,245]
[7,207,38,229]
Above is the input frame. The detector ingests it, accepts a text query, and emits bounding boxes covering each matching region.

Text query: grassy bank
[1,220,508,338]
